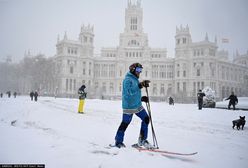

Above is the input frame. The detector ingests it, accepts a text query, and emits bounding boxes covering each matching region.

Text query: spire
[57,34,60,43]
[176,26,179,33]
[186,24,189,31]
[236,49,239,56]
[137,0,141,7]
[128,0,132,7]
[205,33,209,41]
[64,31,67,40]
[127,0,141,8]
[215,36,217,43]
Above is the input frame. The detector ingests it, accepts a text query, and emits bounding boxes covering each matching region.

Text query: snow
[0,96,247,168]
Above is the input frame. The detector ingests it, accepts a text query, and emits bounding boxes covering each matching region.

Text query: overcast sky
[0,0,248,62]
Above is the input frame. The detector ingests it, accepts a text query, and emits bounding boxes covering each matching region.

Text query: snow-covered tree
[202,86,216,108]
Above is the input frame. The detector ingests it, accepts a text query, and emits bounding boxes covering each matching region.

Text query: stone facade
[54,0,248,102]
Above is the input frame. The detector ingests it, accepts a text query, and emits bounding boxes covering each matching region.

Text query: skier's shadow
[161,154,197,163]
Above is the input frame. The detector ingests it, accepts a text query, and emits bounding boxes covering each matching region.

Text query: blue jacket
[122,72,142,109]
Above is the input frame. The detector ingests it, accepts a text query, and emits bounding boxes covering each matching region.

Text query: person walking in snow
[168,96,174,105]
[197,89,205,110]
[6,91,11,98]
[78,85,87,113]
[13,92,17,98]
[30,91,34,101]
[34,91,38,102]
[225,91,238,110]
[114,63,151,148]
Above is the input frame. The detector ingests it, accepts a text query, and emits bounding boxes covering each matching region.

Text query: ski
[132,144,197,156]
[108,143,197,156]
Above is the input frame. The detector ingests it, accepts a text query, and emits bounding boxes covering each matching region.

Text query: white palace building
[54,0,248,102]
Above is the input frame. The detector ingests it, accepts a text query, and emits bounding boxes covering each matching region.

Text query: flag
[221,38,229,43]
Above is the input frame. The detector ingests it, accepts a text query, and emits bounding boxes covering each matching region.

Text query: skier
[78,85,87,113]
[34,91,38,102]
[197,89,205,110]
[225,91,238,110]
[30,91,34,101]
[114,63,151,148]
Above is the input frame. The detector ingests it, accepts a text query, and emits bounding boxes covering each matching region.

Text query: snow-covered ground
[0,96,247,168]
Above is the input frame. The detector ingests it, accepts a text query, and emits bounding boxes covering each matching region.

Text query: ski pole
[145,86,159,149]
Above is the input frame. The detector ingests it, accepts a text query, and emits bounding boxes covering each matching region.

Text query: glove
[141,96,149,103]
[139,80,150,88]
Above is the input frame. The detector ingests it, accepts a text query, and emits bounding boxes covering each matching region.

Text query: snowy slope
[0,96,247,168]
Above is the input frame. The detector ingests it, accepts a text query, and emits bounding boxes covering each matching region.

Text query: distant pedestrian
[0,93,3,98]
[30,91,34,101]
[6,91,11,98]
[168,97,174,105]
[13,92,17,98]
[197,89,205,110]
[225,91,238,110]
[34,91,38,101]
[78,85,87,113]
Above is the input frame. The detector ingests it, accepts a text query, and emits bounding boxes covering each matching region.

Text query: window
[95,82,98,90]
[183,82,186,92]
[102,82,106,93]
[193,82,196,94]
[183,70,186,77]
[160,84,165,95]
[110,83,114,93]
[120,70,122,77]
[84,36,87,42]
[66,79,68,91]
[197,69,200,76]
[70,66,73,74]
[177,39,180,44]
[70,79,72,91]
[83,62,86,75]
[119,83,122,92]
[130,17,138,30]
[73,79,76,91]
[153,84,157,95]
[183,38,186,44]
[201,82,204,89]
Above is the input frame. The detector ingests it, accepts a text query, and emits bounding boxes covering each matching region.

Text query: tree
[202,87,216,108]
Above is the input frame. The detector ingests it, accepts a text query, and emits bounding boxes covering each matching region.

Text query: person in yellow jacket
[78,85,87,113]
